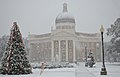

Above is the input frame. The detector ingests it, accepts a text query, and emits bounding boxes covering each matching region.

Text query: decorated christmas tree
[0,22,32,75]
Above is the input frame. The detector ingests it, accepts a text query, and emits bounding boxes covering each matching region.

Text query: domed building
[28,3,101,62]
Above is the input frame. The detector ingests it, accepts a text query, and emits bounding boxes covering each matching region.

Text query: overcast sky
[0,0,120,41]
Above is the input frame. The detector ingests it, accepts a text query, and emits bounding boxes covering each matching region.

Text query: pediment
[52,31,75,37]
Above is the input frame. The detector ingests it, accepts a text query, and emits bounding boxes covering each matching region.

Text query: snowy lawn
[0,68,75,77]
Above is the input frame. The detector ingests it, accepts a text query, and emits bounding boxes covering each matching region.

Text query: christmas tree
[0,22,32,75]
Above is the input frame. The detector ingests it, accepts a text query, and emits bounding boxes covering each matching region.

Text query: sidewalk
[75,63,96,77]
[75,62,120,77]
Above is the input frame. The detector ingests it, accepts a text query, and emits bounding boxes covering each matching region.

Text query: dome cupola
[55,3,75,24]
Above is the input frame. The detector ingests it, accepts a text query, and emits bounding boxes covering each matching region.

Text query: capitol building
[28,3,101,63]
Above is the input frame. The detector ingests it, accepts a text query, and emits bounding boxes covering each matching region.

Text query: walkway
[75,62,120,77]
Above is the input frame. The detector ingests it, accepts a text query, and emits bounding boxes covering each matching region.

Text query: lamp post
[96,43,100,61]
[85,45,88,67]
[100,25,107,75]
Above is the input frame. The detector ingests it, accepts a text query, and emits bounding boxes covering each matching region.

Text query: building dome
[55,3,75,24]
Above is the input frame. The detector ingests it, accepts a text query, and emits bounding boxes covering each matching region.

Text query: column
[59,40,61,62]
[66,40,68,62]
[73,40,76,62]
[51,40,54,62]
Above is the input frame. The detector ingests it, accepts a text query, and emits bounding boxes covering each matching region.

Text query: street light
[100,25,107,75]
[96,43,100,61]
[85,45,88,67]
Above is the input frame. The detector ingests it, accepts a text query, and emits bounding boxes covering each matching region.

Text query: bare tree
[0,35,9,59]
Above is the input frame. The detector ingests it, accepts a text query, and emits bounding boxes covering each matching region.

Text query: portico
[51,39,76,62]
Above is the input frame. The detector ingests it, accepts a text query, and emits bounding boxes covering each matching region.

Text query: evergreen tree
[106,18,120,61]
[0,22,32,75]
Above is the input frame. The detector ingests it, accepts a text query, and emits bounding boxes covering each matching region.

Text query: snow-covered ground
[0,62,120,77]
[76,62,120,77]
[0,68,75,77]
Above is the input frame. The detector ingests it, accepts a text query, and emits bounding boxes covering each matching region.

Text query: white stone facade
[28,3,101,62]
